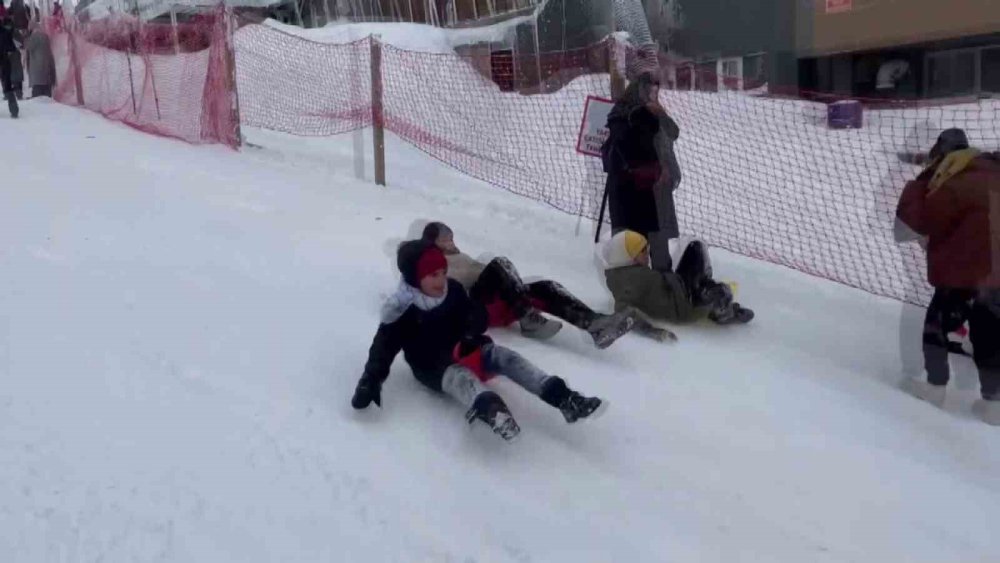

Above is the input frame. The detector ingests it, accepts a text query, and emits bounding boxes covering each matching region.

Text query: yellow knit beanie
[622,231,648,261]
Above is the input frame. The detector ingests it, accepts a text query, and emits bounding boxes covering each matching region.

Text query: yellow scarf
[929,148,981,193]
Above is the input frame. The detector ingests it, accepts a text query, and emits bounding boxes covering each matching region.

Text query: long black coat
[605,102,660,235]
[604,98,681,239]
[0,24,16,94]
[363,279,488,392]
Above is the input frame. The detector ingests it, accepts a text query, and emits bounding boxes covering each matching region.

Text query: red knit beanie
[415,246,447,283]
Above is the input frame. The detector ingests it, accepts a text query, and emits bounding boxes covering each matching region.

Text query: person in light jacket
[24,22,54,98]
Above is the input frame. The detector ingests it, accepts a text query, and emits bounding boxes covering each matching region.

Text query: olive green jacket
[605,264,699,323]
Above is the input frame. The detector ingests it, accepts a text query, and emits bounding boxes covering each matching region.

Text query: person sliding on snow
[421,221,647,348]
[351,239,607,442]
[601,231,754,325]
[896,128,1000,426]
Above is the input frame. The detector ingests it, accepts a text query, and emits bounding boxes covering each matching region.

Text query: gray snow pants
[440,344,552,408]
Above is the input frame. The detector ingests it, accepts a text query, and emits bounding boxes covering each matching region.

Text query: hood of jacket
[930,148,982,193]
[600,231,642,270]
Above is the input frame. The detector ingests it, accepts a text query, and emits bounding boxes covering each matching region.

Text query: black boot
[6,93,18,119]
[465,391,520,441]
[676,240,713,295]
[587,308,637,349]
[695,281,732,309]
[709,302,755,325]
[541,377,608,423]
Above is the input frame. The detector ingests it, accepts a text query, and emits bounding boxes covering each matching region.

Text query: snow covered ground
[263,17,531,53]
[3,99,1000,562]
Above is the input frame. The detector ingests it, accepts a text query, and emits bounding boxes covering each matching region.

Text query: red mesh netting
[380,43,611,218]
[234,24,372,135]
[376,37,1000,305]
[51,11,239,148]
[662,92,999,306]
[229,25,1000,305]
[54,18,1000,306]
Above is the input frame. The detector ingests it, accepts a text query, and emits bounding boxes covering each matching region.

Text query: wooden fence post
[370,35,386,187]
[226,7,243,148]
[69,25,85,106]
[170,5,181,55]
[609,38,625,101]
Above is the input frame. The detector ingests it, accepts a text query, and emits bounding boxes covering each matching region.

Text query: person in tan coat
[421,222,647,348]
[24,22,55,98]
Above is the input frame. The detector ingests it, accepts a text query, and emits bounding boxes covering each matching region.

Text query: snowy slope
[3,100,1000,562]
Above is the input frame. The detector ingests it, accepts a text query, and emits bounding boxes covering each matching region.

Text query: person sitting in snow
[351,239,607,442]
[420,221,650,348]
[601,230,754,326]
[896,128,1000,426]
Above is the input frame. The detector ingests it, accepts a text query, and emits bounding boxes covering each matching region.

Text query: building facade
[667,0,797,92]
[798,0,1000,99]
[663,0,999,99]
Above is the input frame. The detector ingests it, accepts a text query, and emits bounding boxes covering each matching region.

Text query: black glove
[351,375,382,409]
[466,303,489,337]
[457,334,492,359]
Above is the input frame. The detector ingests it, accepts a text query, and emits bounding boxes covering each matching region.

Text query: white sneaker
[900,378,946,408]
[972,400,1000,426]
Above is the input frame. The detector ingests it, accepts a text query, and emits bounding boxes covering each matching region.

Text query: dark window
[927,49,977,97]
[696,61,717,92]
[744,54,767,90]
[983,47,1000,94]
[676,65,692,91]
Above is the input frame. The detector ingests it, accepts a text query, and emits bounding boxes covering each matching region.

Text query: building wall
[534,0,611,52]
[798,0,1000,99]
[806,0,1000,57]
[669,0,799,89]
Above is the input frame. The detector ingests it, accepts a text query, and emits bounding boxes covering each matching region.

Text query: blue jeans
[440,344,552,408]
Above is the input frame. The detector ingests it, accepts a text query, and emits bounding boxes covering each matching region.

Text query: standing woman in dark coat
[602,71,682,272]
[7,0,29,102]
[7,21,22,100]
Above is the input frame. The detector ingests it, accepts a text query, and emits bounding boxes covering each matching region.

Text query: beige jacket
[447,252,486,289]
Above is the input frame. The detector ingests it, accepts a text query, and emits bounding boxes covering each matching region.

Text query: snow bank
[262,16,532,52]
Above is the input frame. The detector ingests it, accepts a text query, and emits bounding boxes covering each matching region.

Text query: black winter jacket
[603,80,683,241]
[605,103,663,235]
[0,25,15,93]
[363,279,488,391]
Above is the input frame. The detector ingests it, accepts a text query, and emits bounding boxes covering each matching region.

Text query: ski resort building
[664,0,999,99]
[798,0,1000,99]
